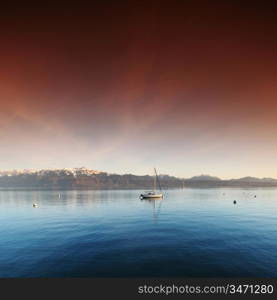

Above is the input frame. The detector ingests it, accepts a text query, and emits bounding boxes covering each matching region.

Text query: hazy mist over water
[1,188,277,277]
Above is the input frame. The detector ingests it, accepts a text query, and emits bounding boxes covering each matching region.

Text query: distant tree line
[1,171,277,190]
[0,172,183,189]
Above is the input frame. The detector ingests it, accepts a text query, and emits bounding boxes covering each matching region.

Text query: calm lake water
[0,188,277,277]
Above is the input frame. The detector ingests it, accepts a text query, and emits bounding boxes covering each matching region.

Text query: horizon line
[0,167,276,181]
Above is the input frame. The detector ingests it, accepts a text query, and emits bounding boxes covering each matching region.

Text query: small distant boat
[140,168,163,199]
[141,191,163,198]
[33,203,39,208]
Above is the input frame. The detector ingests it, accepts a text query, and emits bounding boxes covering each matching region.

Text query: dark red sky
[1,1,277,177]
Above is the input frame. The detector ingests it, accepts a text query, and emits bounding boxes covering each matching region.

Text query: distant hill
[0,168,183,190]
[231,177,277,183]
[1,168,277,189]
[187,175,221,181]
[231,176,261,182]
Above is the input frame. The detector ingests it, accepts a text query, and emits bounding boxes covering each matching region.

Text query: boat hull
[140,194,163,199]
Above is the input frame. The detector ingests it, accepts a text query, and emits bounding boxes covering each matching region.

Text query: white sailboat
[140,168,163,199]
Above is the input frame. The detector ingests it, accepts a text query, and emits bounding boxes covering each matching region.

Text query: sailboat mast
[153,169,156,191]
[154,168,162,191]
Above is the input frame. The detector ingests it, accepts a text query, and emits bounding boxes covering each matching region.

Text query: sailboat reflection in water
[140,168,163,199]
[142,198,163,223]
